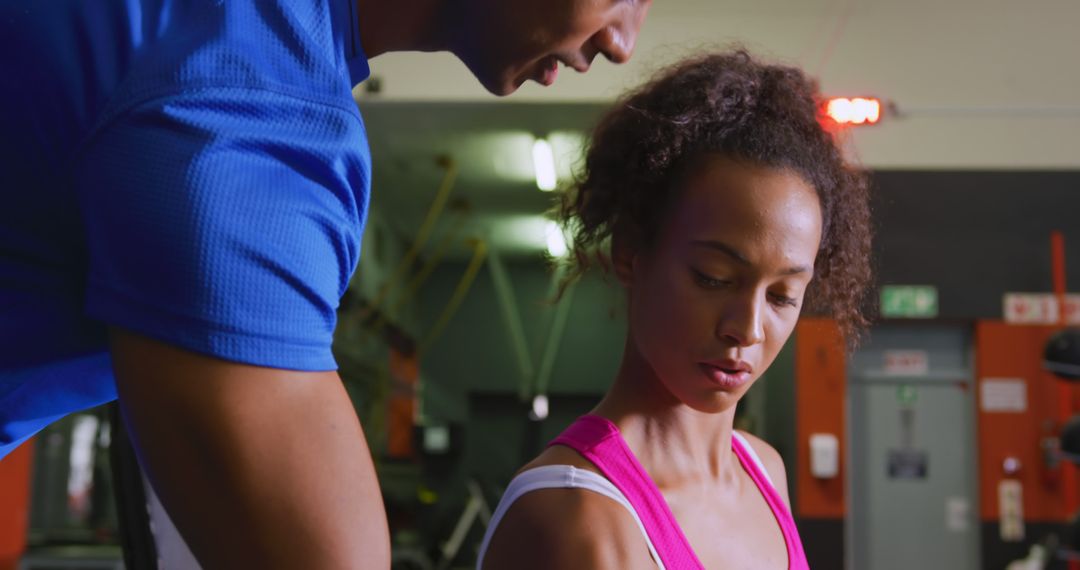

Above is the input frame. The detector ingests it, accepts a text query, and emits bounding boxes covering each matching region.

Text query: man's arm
[110,328,390,569]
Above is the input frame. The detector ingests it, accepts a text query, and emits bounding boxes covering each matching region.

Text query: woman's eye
[769,293,799,308]
[692,269,732,289]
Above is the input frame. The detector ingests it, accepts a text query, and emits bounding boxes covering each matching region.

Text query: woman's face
[621,156,822,413]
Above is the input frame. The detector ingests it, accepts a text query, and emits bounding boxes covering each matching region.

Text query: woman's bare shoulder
[519,444,601,474]
[482,447,654,570]
[481,482,654,570]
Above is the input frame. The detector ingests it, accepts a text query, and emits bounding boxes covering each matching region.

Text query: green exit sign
[881,285,938,318]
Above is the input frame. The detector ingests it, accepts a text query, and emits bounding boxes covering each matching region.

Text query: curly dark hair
[557,49,872,343]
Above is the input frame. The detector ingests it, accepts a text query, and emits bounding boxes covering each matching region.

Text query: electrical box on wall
[810,433,840,478]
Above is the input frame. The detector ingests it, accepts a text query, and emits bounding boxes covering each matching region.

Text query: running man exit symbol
[881,285,938,318]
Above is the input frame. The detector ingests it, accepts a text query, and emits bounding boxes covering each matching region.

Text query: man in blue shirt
[0,0,650,566]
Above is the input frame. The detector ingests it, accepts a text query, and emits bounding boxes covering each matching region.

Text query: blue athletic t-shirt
[0,0,372,457]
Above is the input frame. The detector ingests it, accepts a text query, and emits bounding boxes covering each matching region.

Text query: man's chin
[457,54,522,96]
[480,74,520,97]
[475,64,527,96]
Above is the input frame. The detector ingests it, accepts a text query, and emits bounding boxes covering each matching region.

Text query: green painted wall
[418,259,626,421]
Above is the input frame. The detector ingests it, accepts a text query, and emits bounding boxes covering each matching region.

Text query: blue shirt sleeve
[72,87,371,371]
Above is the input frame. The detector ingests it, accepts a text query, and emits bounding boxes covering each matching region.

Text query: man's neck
[355,0,448,57]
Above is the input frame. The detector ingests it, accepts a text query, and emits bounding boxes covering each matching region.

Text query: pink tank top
[549,414,810,570]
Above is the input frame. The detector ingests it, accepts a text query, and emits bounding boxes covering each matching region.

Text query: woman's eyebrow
[691,239,811,276]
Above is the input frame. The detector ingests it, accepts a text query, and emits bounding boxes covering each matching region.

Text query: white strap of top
[475,465,666,570]
[732,431,775,488]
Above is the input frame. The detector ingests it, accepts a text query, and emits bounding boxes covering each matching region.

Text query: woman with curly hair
[477,49,872,570]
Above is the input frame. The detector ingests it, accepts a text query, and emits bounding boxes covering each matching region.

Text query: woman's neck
[593,339,742,487]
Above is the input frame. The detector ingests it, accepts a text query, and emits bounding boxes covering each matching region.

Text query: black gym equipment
[1041,328,1080,566]
[1057,330,1080,464]
[1046,329,1080,382]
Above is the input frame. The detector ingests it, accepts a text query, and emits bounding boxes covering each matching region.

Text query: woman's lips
[698,362,752,389]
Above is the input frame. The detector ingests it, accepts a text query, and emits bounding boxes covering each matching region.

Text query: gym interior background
[2,0,1079,568]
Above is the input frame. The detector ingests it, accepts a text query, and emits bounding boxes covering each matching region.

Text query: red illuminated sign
[824,97,882,126]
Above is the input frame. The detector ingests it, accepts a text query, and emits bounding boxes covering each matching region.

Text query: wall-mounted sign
[946,497,970,533]
[887,448,928,479]
[881,285,938,318]
[896,384,918,406]
[1003,293,1080,325]
[998,480,1025,542]
[980,378,1027,413]
[885,350,929,376]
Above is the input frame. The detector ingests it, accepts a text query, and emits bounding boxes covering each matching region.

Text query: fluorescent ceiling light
[532,138,557,191]
[545,221,568,258]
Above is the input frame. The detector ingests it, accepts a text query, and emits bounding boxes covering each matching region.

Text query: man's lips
[535,56,559,86]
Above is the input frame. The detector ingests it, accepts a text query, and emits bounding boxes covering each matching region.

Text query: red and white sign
[1069,296,1080,323]
[884,350,929,376]
[1003,293,1080,325]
